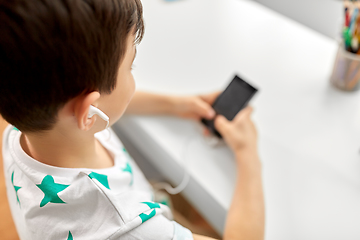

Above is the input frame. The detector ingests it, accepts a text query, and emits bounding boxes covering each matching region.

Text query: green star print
[36,175,69,207]
[122,162,132,174]
[141,202,160,209]
[89,172,110,189]
[139,202,161,223]
[11,172,21,206]
[139,209,156,223]
[122,162,133,185]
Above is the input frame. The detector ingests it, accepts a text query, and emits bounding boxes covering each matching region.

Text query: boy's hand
[214,106,257,155]
[172,92,220,121]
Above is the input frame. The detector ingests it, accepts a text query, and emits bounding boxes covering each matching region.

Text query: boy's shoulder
[2,126,177,239]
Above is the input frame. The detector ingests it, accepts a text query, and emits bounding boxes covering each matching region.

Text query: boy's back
[3,125,186,239]
[0,117,17,239]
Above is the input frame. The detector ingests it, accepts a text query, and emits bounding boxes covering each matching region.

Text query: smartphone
[201,75,258,138]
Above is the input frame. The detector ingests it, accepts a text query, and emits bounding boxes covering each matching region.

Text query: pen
[349,8,358,34]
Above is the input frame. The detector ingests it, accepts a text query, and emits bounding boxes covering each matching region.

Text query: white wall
[252,0,343,39]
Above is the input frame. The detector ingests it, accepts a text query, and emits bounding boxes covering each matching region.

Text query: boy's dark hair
[0,0,144,132]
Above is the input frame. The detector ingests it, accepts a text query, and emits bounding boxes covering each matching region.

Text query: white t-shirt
[2,125,193,240]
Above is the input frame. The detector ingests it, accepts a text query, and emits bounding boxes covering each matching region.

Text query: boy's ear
[74,91,101,131]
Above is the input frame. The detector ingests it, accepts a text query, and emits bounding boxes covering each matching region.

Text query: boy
[0,0,264,239]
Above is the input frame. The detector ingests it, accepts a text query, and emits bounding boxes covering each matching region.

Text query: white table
[112,0,360,239]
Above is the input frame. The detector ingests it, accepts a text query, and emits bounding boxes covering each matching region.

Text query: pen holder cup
[330,42,360,91]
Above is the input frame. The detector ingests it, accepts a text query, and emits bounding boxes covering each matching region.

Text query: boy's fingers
[233,106,253,122]
[193,99,215,119]
[200,91,221,105]
[214,115,229,134]
[203,128,210,136]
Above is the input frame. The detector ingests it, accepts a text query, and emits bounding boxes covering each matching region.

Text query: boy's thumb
[214,115,229,133]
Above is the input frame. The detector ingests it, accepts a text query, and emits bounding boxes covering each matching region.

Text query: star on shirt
[36,175,69,207]
[139,202,161,223]
[139,209,156,223]
[11,172,21,206]
[122,162,133,185]
[89,172,110,189]
[141,201,161,209]
[122,162,132,174]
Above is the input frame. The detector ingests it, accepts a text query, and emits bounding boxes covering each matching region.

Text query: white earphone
[88,105,109,128]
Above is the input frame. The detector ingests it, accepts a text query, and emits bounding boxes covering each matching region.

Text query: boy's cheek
[111,92,134,123]
[127,74,136,101]
[130,78,136,101]
[103,74,135,124]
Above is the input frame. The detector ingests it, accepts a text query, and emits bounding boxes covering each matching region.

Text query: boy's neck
[20,128,114,169]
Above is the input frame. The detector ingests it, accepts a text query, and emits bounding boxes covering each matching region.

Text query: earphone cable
[152,131,197,195]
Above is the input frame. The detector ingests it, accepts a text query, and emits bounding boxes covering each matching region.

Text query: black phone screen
[201,75,258,138]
